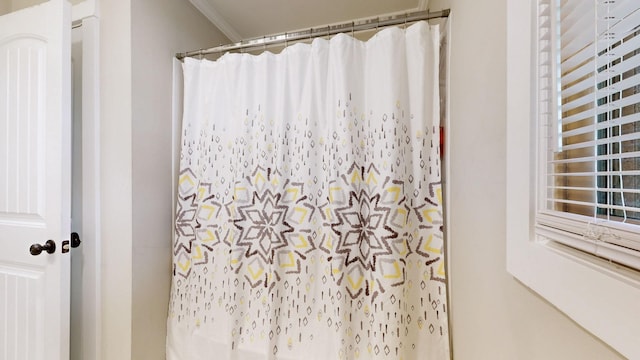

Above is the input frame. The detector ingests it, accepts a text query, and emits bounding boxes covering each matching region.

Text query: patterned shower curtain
[167,21,449,360]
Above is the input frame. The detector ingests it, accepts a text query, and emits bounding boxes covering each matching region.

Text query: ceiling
[189,0,428,42]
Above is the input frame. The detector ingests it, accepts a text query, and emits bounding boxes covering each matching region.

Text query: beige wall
[0,0,43,16]
[0,1,11,15]
[99,1,227,358]
[0,0,85,15]
[99,0,133,359]
[130,1,228,359]
[9,0,43,11]
[4,0,624,357]
[428,0,625,358]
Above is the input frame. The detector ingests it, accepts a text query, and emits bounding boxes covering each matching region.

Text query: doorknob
[30,240,56,256]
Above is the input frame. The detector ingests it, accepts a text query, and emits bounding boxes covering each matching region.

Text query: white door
[0,1,71,359]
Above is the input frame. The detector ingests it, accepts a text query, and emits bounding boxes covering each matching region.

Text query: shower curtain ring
[351,22,355,37]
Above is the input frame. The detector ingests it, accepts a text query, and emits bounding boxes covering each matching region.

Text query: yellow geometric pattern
[201,229,216,243]
[423,234,442,255]
[279,252,296,268]
[382,261,402,280]
[289,207,308,224]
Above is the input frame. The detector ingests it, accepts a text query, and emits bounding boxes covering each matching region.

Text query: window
[537,0,640,270]
[506,1,640,358]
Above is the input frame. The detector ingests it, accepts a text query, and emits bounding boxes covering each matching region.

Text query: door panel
[0,266,42,359]
[0,35,47,224]
[0,1,71,359]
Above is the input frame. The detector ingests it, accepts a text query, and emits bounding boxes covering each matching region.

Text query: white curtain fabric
[168,21,449,360]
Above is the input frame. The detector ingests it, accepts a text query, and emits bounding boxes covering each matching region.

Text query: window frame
[506,1,640,358]
[536,0,640,269]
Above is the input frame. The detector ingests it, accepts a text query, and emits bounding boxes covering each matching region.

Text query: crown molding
[189,0,241,42]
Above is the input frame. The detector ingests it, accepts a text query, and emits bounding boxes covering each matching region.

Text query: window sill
[506,231,640,359]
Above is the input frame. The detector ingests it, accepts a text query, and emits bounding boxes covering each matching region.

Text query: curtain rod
[176,9,450,60]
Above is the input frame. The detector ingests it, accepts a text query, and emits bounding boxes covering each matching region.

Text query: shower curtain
[168,21,449,360]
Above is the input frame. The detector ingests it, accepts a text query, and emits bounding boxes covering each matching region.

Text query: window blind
[537,0,640,269]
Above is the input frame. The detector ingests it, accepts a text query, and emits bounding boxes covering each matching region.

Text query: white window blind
[536,0,640,269]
